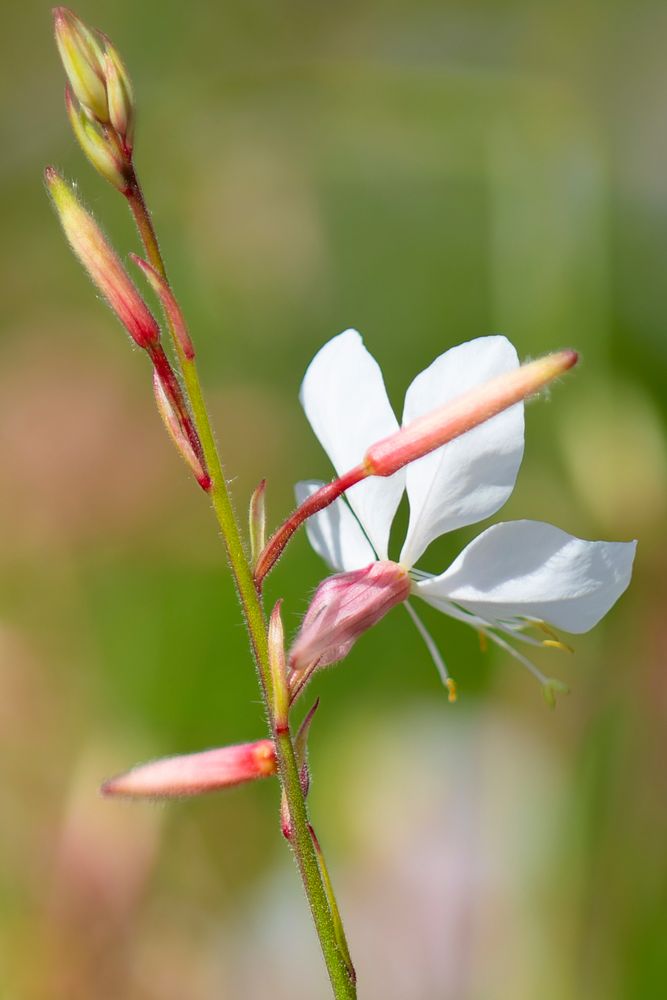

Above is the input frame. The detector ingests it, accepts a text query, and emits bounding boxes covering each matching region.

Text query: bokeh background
[2,1,666,997]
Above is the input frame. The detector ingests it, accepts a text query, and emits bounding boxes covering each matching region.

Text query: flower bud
[101,739,277,798]
[53,7,109,123]
[249,479,267,565]
[153,371,210,490]
[289,561,411,675]
[268,600,289,730]
[365,349,579,478]
[65,86,130,192]
[45,167,160,349]
[103,41,135,149]
[131,255,195,359]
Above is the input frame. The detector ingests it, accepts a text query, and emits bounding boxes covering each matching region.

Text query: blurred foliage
[1,1,666,998]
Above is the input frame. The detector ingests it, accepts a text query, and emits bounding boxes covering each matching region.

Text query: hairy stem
[126,172,356,999]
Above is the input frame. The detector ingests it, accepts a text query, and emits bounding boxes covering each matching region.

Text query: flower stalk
[123,158,357,1000]
[52,10,357,996]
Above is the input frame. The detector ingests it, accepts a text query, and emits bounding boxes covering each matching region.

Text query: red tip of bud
[561,349,579,370]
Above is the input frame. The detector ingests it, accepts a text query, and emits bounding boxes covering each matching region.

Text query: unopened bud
[289,561,410,675]
[45,168,159,349]
[365,350,579,478]
[268,601,289,730]
[101,739,277,798]
[65,86,130,191]
[103,41,135,149]
[54,7,109,123]
[153,371,210,490]
[131,255,195,359]
[249,479,267,565]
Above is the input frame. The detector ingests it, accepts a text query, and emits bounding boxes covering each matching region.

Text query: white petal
[414,520,636,633]
[300,329,404,559]
[295,481,377,572]
[400,336,524,567]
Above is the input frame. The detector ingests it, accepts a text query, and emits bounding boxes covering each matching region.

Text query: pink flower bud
[152,370,210,490]
[365,349,579,478]
[289,561,411,675]
[131,255,195,359]
[45,167,160,349]
[101,739,277,799]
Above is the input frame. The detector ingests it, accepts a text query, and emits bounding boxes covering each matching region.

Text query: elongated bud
[268,601,289,730]
[54,7,109,123]
[289,561,411,675]
[102,739,277,798]
[131,255,195,359]
[103,41,135,149]
[45,167,159,348]
[365,349,579,478]
[153,371,210,490]
[65,86,130,192]
[249,480,267,564]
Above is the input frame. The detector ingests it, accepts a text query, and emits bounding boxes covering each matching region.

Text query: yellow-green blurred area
[1,1,666,997]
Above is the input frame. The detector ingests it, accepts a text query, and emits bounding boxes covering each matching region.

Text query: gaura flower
[290,330,636,701]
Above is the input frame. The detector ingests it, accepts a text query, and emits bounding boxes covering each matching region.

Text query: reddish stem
[254,464,367,586]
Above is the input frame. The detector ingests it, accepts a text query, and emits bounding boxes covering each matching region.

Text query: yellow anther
[542,638,574,653]
[535,620,560,640]
[478,630,488,653]
[445,678,458,704]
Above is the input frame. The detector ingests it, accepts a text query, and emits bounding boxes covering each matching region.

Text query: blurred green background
[1,1,665,997]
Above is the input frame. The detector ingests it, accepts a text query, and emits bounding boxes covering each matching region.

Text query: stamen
[404,601,455,694]
[481,628,550,686]
[542,638,574,653]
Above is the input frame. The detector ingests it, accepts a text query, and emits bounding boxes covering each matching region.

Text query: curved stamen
[404,601,456,702]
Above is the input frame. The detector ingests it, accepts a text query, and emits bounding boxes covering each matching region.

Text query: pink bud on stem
[45,167,159,349]
[365,349,579,477]
[148,344,208,482]
[131,254,196,360]
[268,600,289,732]
[153,371,211,490]
[101,739,277,798]
[254,348,579,585]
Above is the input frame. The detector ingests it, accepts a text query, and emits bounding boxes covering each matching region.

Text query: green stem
[126,173,356,1000]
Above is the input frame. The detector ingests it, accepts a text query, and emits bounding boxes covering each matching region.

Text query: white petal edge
[295,480,377,572]
[400,336,524,567]
[299,329,404,559]
[413,520,636,634]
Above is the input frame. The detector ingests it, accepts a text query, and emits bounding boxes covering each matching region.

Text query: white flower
[294,329,636,697]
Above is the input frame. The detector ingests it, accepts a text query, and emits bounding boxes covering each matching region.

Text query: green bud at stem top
[54,7,109,123]
[65,85,131,192]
